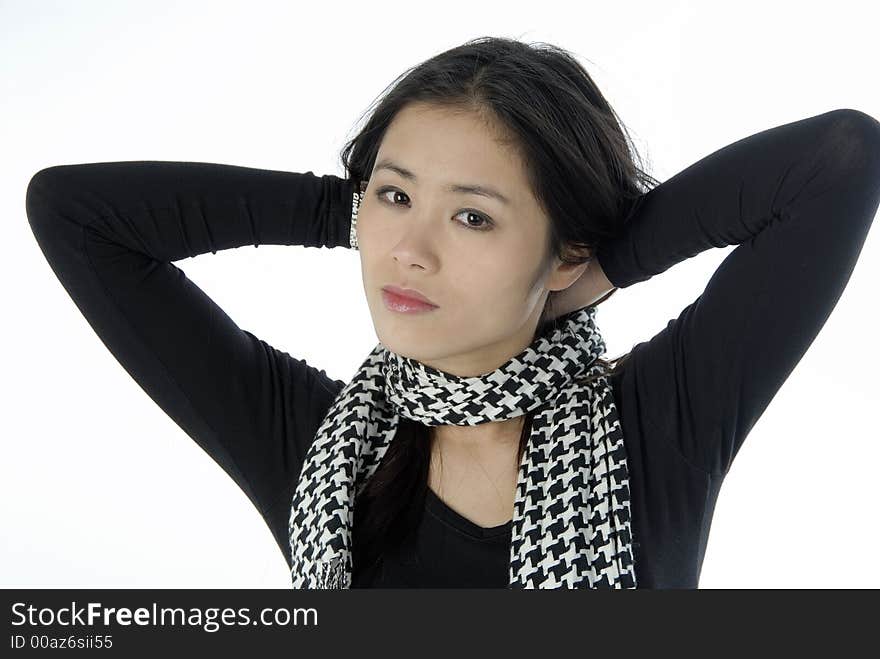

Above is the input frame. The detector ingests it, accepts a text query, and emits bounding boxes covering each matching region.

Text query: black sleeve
[25,161,356,564]
[596,109,880,476]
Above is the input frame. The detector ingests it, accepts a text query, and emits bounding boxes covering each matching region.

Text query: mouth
[381,285,439,313]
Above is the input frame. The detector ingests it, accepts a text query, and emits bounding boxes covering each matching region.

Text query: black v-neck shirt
[25,108,880,587]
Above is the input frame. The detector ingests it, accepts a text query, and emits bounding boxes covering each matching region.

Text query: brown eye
[452,209,492,230]
[376,188,409,206]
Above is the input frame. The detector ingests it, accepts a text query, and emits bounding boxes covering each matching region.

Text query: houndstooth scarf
[287,304,638,589]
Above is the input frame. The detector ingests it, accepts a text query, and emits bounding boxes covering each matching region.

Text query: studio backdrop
[2,0,879,588]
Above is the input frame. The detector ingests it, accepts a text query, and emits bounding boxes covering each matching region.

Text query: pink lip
[382,285,439,313]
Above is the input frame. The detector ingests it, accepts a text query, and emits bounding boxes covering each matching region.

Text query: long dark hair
[340,36,660,578]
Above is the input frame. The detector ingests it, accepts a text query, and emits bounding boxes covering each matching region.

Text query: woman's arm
[595,109,880,475]
[26,161,356,562]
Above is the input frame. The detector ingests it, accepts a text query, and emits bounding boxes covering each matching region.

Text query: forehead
[374,103,528,197]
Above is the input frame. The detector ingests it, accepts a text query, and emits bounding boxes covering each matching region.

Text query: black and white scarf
[287,304,637,589]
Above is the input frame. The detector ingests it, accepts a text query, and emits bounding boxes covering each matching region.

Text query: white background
[2,0,878,588]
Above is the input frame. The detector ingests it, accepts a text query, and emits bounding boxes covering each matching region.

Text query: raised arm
[596,109,880,476]
[26,161,356,562]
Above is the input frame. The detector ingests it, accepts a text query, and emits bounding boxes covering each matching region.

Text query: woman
[26,36,880,588]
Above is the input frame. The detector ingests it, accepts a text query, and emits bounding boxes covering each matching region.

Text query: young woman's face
[357,101,586,377]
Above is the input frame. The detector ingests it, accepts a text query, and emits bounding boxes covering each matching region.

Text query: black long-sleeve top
[25,108,880,588]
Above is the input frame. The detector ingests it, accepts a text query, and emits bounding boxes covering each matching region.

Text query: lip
[382,285,439,313]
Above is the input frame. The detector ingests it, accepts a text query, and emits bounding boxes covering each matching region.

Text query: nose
[389,216,440,270]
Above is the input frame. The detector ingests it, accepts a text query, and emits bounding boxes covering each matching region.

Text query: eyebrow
[374,157,511,206]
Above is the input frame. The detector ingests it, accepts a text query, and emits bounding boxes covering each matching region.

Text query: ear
[545,246,593,293]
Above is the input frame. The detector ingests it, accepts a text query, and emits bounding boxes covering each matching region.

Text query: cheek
[355,214,395,272]
[358,198,401,231]
[450,251,531,305]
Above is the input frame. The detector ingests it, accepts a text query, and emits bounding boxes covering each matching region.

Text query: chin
[373,326,431,361]
[375,331,414,356]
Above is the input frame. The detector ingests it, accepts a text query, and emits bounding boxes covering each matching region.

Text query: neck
[430,416,524,453]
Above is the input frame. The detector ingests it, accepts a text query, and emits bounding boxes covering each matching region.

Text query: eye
[375,186,495,232]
